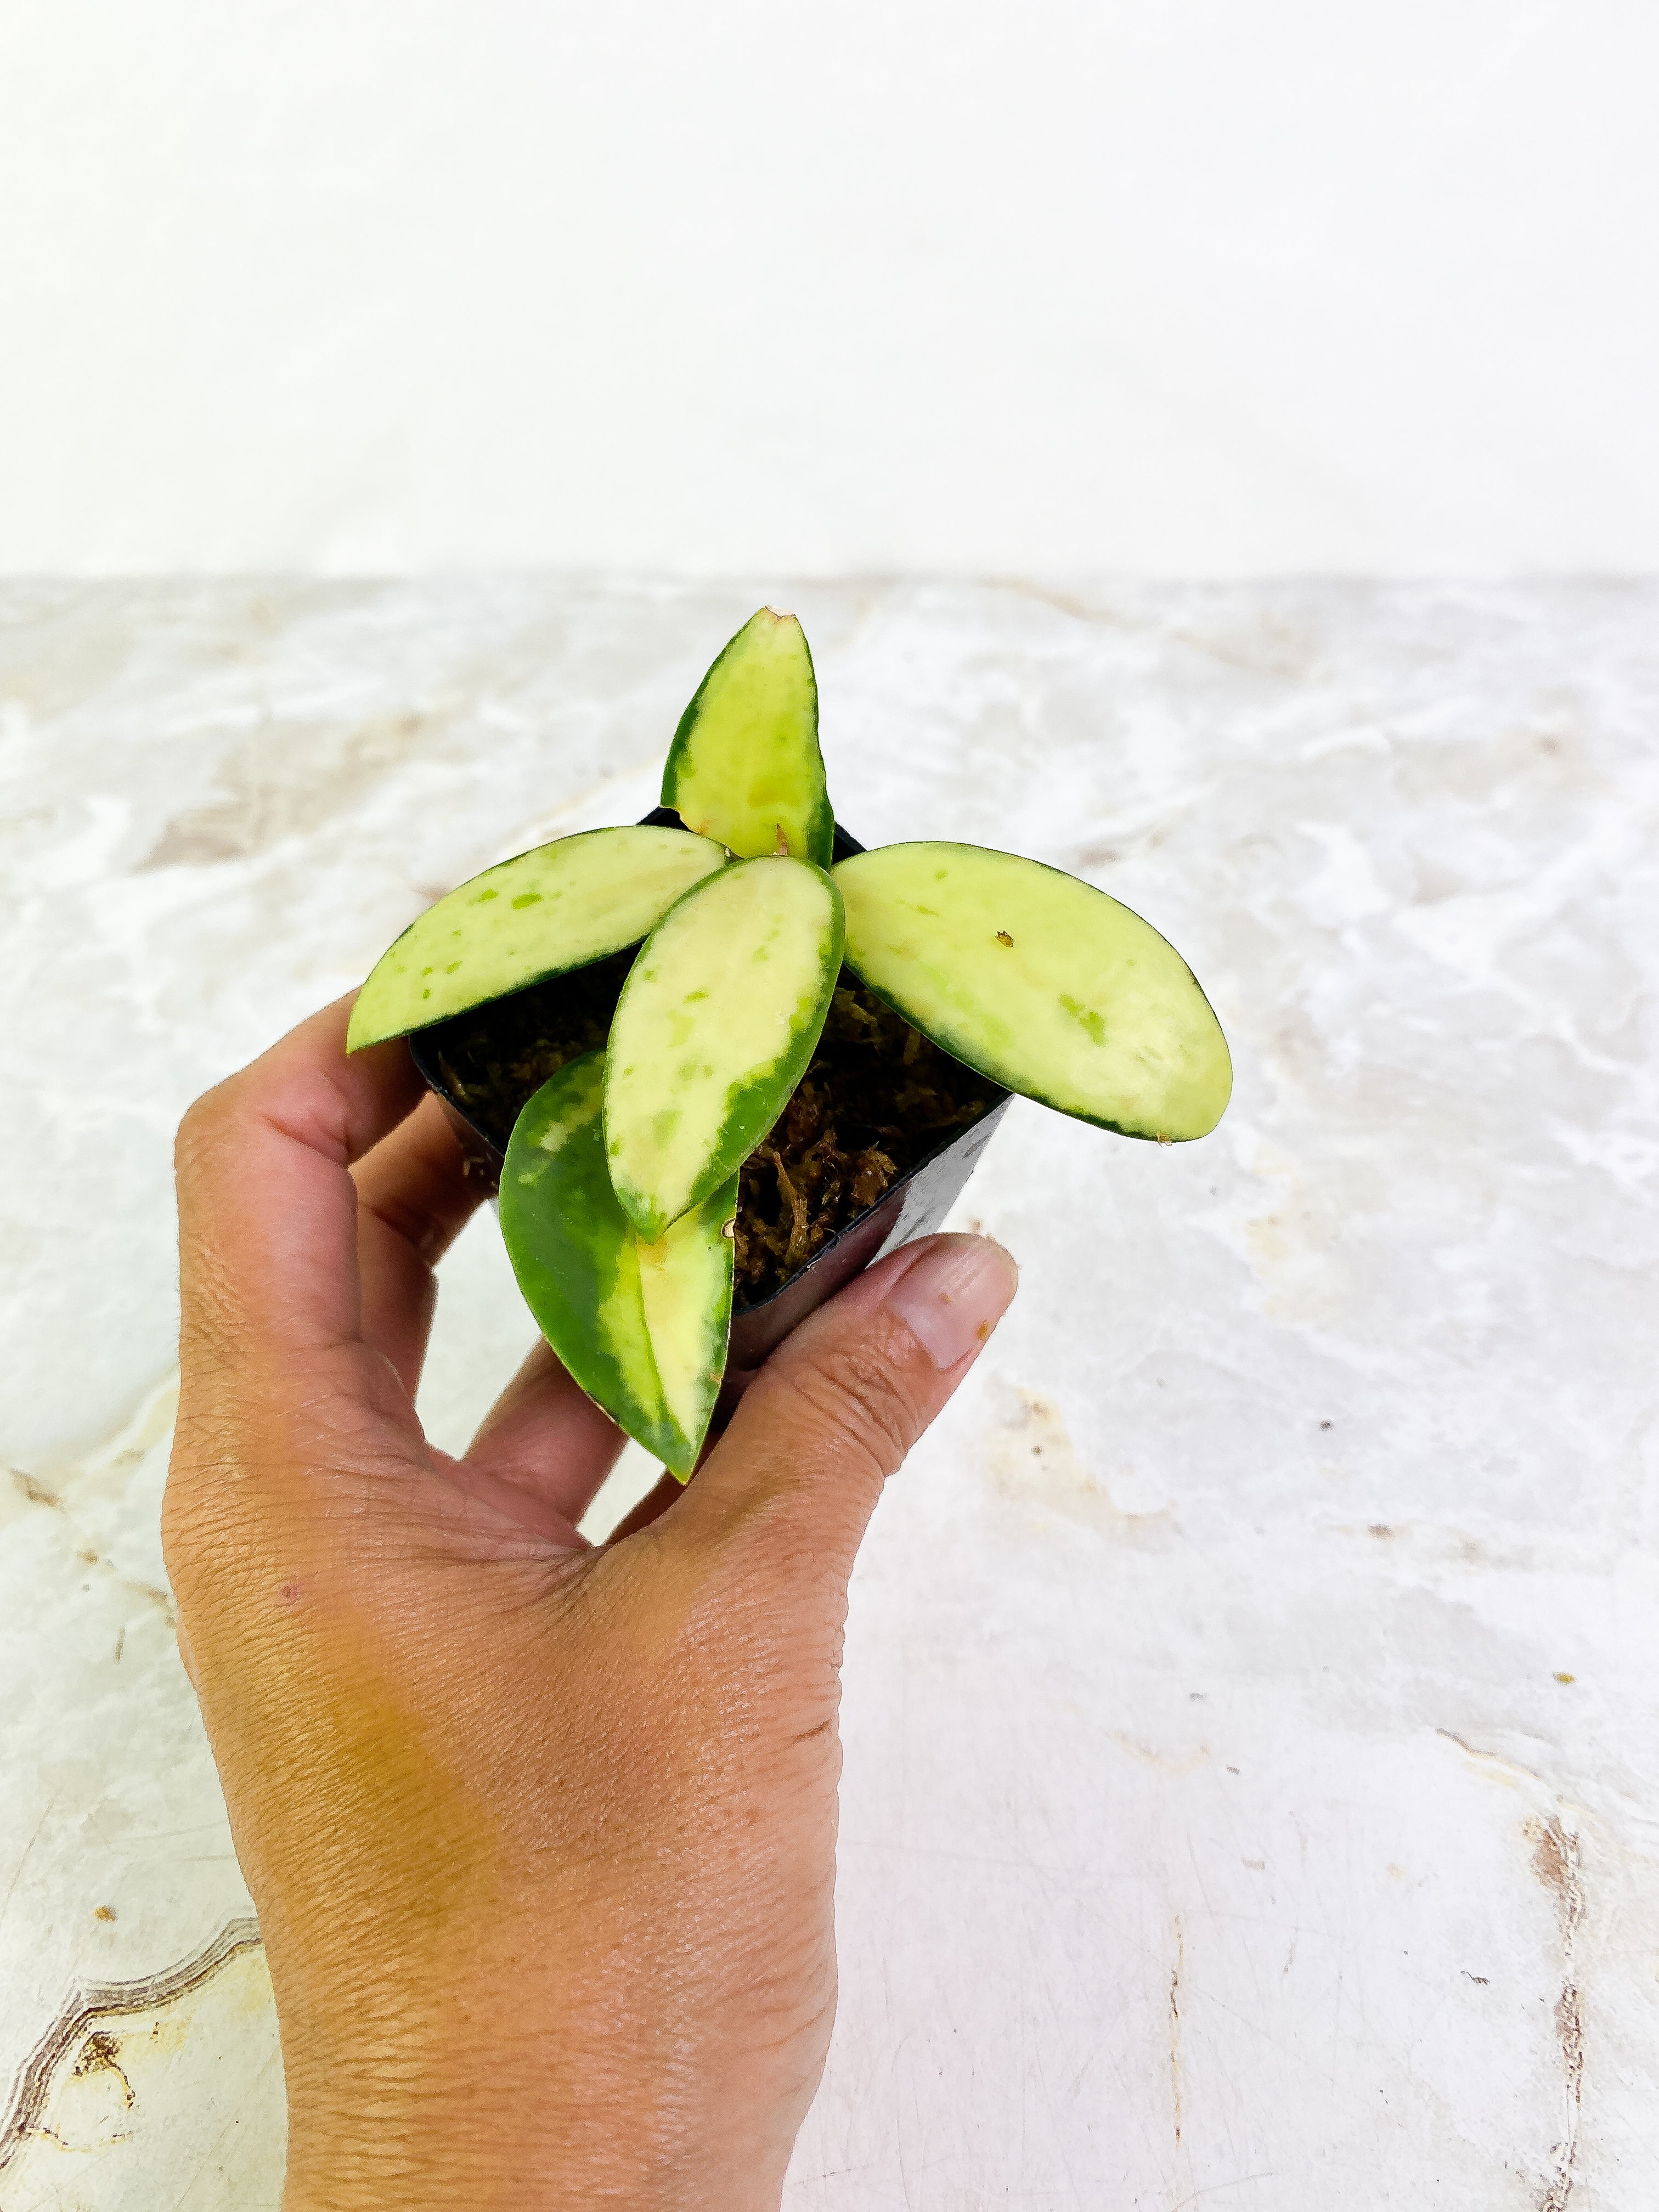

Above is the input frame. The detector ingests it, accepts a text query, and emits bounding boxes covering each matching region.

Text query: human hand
[162,998,1018,2210]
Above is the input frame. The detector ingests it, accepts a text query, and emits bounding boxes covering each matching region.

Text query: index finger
[175,995,427,1367]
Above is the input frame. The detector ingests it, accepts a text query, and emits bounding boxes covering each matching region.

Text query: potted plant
[349,608,1232,1477]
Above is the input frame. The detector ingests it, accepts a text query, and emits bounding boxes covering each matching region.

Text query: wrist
[274,1961,777,2212]
[281,2056,653,2212]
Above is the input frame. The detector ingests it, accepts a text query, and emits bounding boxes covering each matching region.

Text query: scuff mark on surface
[1435,1728,1550,1793]
[7,1462,176,1625]
[989,576,1139,633]
[0,1916,263,2177]
[1169,1916,1184,2150]
[1435,1732,1593,2207]
[72,2029,134,2109]
[10,1468,64,1513]
[137,704,448,868]
[1528,1815,1585,2212]
[1109,1733,1210,1776]
[986,1385,1177,1543]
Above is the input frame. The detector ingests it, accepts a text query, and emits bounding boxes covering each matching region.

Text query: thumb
[669,1233,1019,1582]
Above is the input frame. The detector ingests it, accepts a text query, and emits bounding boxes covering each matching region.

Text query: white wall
[2,1,1655,575]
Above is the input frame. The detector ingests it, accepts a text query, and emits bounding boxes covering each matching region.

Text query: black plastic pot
[407,813,1011,1388]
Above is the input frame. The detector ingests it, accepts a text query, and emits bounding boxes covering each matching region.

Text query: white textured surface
[2,580,1656,2207]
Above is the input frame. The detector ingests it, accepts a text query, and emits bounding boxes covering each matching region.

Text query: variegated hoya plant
[350,609,1232,1479]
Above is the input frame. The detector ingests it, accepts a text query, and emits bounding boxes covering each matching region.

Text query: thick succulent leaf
[347,825,727,1051]
[500,1051,735,1479]
[636,1208,735,1463]
[603,856,844,1240]
[660,608,834,867]
[835,842,1232,1141]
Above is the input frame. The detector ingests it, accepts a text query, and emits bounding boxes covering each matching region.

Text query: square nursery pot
[406,812,1012,1406]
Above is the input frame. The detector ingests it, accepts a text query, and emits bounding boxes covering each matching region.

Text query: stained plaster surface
[1,579,1655,2208]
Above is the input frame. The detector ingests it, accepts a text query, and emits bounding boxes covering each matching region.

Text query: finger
[176,995,427,1364]
[663,1233,1019,1585]
[352,1093,487,1397]
[461,1338,628,1528]
[427,1449,594,1551]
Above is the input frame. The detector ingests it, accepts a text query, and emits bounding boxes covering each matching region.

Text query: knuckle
[174,1088,264,1363]
[159,1463,229,1603]
[174,1081,241,1192]
[770,1334,923,1482]
[176,1079,233,1154]
[177,1239,254,1370]
[157,1475,198,1588]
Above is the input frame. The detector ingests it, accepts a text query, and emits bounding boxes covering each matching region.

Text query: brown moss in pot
[426,964,1002,1312]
